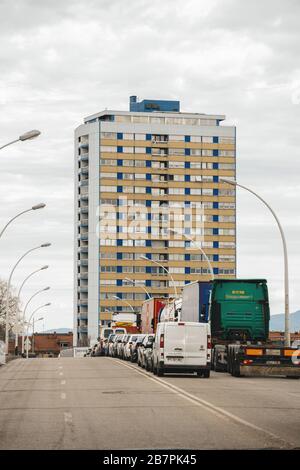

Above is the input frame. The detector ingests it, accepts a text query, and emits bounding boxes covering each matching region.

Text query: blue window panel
[146,200,151,207]
[146,240,152,247]
[185,188,190,195]
[117,239,123,246]
[148,226,151,234]
[117,306,122,312]
[213,215,219,222]
[213,202,219,209]
[213,254,219,262]
[117,146,123,153]
[185,148,190,156]
[146,187,151,194]
[117,279,122,286]
[213,136,218,143]
[117,253,122,260]
[185,135,190,142]
[213,228,219,235]
[185,214,191,221]
[213,176,219,183]
[185,201,191,206]
[146,173,151,180]
[185,240,192,248]
[146,280,151,287]
[213,189,219,196]
[146,267,151,274]
[117,266,122,273]
[185,254,190,261]
[116,226,120,233]
[213,150,218,156]
[117,132,123,140]
[116,212,120,220]
[146,160,151,167]
[185,161,190,169]
[117,186,123,193]
[185,280,190,285]
[213,267,219,275]
[146,134,152,141]
[117,159,123,166]
[213,241,219,248]
[213,162,218,170]
[184,228,191,235]
[117,293,122,299]
[185,267,191,274]
[117,172,123,179]
[148,213,151,221]
[146,147,151,154]
[185,175,190,182]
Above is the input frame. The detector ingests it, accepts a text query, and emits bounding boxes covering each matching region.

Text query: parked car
[152,322,211,377]
[123,334,139,360]
[116,334,126,358]
[130,335,146,363]
[107,334,117,357]
[119,334,131,359]
[138,334,155,369]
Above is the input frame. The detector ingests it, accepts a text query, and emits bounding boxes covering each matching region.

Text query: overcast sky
[0,0,299,331]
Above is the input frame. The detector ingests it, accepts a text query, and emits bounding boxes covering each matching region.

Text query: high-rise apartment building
[74,96,236,346]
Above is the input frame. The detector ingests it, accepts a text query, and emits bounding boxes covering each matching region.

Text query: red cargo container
[141,298,166,334]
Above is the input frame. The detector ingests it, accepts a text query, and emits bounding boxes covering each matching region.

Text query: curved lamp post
[25,303,50,358]
[4,242,51,354]
[113,295,135,313]
[21,286,50,354]
[168,228,214,280]
[0,130,41,151]
[0,203,46,240]
[124,277,152,299]
[14,265,49,353]
[139,255,178,297]
[220,178,290,347]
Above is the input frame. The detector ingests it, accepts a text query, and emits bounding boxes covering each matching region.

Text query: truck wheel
[157,366,164,377]
[203,370,210,378]
[232,358,241,377]
[214,353,222,373]
[197,371,203,377]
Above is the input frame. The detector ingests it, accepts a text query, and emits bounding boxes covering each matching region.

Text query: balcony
[79,153,89,162]
[79,218,88,227]
[79,142,89,150]
[78,272,88,280]
[78,246,88,253]
[78,259,88,266]
[79,180,89,187]
[79,234,88,241]
[78,286,88,293]
[79,167,89,175]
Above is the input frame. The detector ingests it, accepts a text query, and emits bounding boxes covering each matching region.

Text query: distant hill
[270,311,300,332]
[43,328,73,334]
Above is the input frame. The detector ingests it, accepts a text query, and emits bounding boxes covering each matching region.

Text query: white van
[152,322,211,377]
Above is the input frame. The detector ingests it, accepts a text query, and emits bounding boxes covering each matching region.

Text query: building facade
[74,96,236,346]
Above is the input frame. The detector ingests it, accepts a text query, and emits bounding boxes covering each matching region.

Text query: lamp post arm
[0,139,19,150]
[0,209,33,240]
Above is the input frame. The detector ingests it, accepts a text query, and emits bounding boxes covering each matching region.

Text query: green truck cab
[209,279,300,378]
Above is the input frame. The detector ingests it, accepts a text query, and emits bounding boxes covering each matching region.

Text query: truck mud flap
[240,365,300,378]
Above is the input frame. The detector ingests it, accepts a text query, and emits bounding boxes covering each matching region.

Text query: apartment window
[219,229,235,235]
[190,188,202,195]
[134,266,146,273]
[123,293,134,300]
[169,135,185,141]
[123,146,134,153]
[135,160,146,167]
[219,215,235,222]
[135,173,146,180]
[101,186,117,192]
[219,241,236,248]
[123,133,134,140]
[190,136,202,143]
[190,254,213,261]
[202,176,213,182]
[169,241,185,247]
[132,115,149,123]
[190,149,202,156]
[101,172,117,178]
[219,202,236,209]
[123,173,134,180]
[100,279,116,285]
[150,116,165,124]
[219,255,235,262]
[219,189,235,196]
[169,148,185,156]
[190,267,204,274]
[122,253,134,260]
[122,239,134,246]
[135,134,146,140]
[135,293,146,301]
[100,239,117,246]
[123,266,134,273]
[219,137,235,144]
[171,175,185,182]
[123,160,134,167]
[100,266,117,272]
[219,163,235,170]
[190,175,202,182]
[123,186,134,193]
[135,187,146,194]
[202,188,213,195]
[100,146,117,153]
[169,188,184,195]
[100,198,118,205]
[169,254,185,261]
[100,252,117,259]
[135,239,146,246]
[101,159,117,166]
[202,137,213,143]
[169,267,185,274]
[134,252,146,259]
[202,202,213,209]
[169,161,185,169]
[219,150,235,157]
[101,132,117,139]
[219,269,235,275]
[202,150,213,156]
[152,148,168,156]
[135,147,146,154]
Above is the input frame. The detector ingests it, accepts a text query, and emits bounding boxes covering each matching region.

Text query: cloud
[0,0,299,330]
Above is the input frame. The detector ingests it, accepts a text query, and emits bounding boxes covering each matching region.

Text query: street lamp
[4,242,51,354]
[220,177,290,347]
[168,228,214,280]
[124,277,152,299]
[139,255,178,297]
[0,130,41,151]
[14,265,49,354]
[21,286,51,354]
[25,303,50,358]
[31,316,44,355]
[0,203,46,240]
[113,295,135,313]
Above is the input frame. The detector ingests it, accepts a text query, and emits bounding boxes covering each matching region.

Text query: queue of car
[86,320,211,378]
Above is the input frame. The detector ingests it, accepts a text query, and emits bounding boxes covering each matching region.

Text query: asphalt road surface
[0,357,299,450]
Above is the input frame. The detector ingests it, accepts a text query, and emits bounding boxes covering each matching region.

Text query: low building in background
[269,331,300,345]
[9,331,73,357]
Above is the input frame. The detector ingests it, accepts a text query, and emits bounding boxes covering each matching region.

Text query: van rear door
[164,322,208,367]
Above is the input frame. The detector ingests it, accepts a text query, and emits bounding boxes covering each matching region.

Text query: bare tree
[0,279,21,341]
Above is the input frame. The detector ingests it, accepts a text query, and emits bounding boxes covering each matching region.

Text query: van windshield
[104,329,113,338]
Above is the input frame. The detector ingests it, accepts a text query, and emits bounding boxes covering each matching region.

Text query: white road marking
[59,372,63,376]
[61,392,66,400]
[61,380,66,385]
[113,359,294,449]
[58,366,63,370]
[64,412,72,423]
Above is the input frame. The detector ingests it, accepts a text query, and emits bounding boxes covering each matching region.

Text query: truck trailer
[181,281,211,323]
[141,298,166,334]
[209,279,300,378]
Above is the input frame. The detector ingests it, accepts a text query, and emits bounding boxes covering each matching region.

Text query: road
[0,357,299,450]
